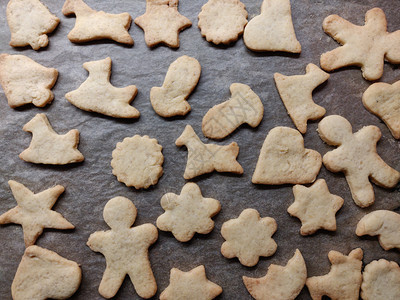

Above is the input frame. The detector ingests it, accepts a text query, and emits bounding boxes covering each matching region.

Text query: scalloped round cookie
[111,135,164,189]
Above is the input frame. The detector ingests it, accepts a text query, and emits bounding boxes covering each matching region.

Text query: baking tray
[0,0,399,299]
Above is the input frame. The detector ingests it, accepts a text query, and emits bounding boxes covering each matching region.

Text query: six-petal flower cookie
[221,208,277,267]
[0,180,74,247]
[157,182,221,242]
[287,179,344,236]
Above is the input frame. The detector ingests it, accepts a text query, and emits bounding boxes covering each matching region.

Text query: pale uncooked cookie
[356,210,400,251]
[221,208,277,267]
[7,0,59,50]
[65,57,139,118]
[287,179,344,236]
[62,0,133,45]
[202,83,263,139]
[160,265,222,300]
[150,55,201,117]
[274,64,329,134]
[306,248,363,300]
[243,0,301,53]
[243,249,307,300]
[320,8,400,81]
[87,197,158,299]
[12,245,81,300]
[318,115,400,208]
[135,0,192,48]
[361,259,400,300]
[362,80,400,139]
[0,180,74,247]
[252,126,322,185]
[0,54,58,108]
[175,125,243,179]
[198,0,248,45]
[156,182,221,242]
[111,135,164,189]
[19,114,84,165]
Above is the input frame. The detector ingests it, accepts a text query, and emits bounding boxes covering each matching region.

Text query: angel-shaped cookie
[321,7,400,80]
[318,115,400,208]
[87,197,158,299]
[62,0,133,45]
[306,248,363,300]
[0,54,58,108]
[20,114,84,165]
[135,0,192,48]
[66,57,139,118]
[7,0,60,50]
[156,182,221,242]
[176,125,243,179]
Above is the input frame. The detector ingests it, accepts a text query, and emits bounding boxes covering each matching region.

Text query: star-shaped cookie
[135,0,192,48]
[287,179,344,235]
[160,265,222,300]
[156,182,221,242]
[0,180,74,247]
[221,208,277,267]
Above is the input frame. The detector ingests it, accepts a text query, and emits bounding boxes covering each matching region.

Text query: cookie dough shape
[202,83,263,139]
[318,115,400,208]
[252,126,322,185]
[274,64,329,134]
[243,249,307,300]
[361,259,400,300]
[19,114,84,165]
[356,210,400,251]
[320,8,400,81]
[134,0,192,48]
[111,135,164,189]
[0,180,74,247]
[221,208,277,267]
[156,182,221,242]
[7,0,59,50]
[62,0,133,45]
[160,265,222,300]
[198,0,248,45]
[362,80,400,139]
[65,57,139,118]
[306,248,363,300]
[176,125,243,179]
[150,55,201,117]
[243,0,301,53]
[287,179,344,236]
[0,54,58,108]
[87,197,158,299]
[12,245,81,300]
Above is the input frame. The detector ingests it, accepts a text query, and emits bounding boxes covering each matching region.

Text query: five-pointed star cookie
[287,179,344,235]
[135,0,192,48]
[0,180,74,247]
[156,182,221,242]
[221,208,277,267]
[160,265,222,300]
[320,7,400,81]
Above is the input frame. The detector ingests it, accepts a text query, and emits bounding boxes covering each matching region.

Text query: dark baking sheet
[0,0,399,299]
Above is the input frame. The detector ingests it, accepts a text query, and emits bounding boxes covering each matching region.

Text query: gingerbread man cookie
[87,197,158,299]
[318,115,400,208]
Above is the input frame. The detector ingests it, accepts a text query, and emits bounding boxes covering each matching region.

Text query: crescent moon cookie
[318,115,400,208]
[221,208,277,267]
[198,0,248,45]
[356,210,400,251]
[111,135,164,189]
[320,7,400,81]
[7,0,59,50]
[243,249,307,300]
[0,54,58,108]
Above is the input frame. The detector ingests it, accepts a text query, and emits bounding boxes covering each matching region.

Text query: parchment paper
[0,0,399,299]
